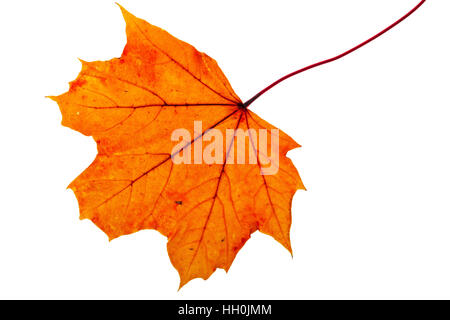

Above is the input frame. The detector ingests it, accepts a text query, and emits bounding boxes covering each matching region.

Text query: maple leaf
[50,2,425,287]
[50,5,303,287]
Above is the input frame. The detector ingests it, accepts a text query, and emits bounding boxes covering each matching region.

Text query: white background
[0,0,449,299]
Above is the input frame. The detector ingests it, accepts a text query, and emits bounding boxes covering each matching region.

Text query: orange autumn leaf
[51,5,304,288]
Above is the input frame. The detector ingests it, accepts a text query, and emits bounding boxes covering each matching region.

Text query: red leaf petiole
[243,0,426,108]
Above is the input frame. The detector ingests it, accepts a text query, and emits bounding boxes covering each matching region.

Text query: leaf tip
[114,2,124,11]
[116,2,134,21]
[46,95,58,102]
[178,277,189,291]
[286,243,293,256]
[298,180,307,191]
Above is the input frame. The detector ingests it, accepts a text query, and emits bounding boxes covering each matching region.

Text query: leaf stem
[243,0,426,108]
